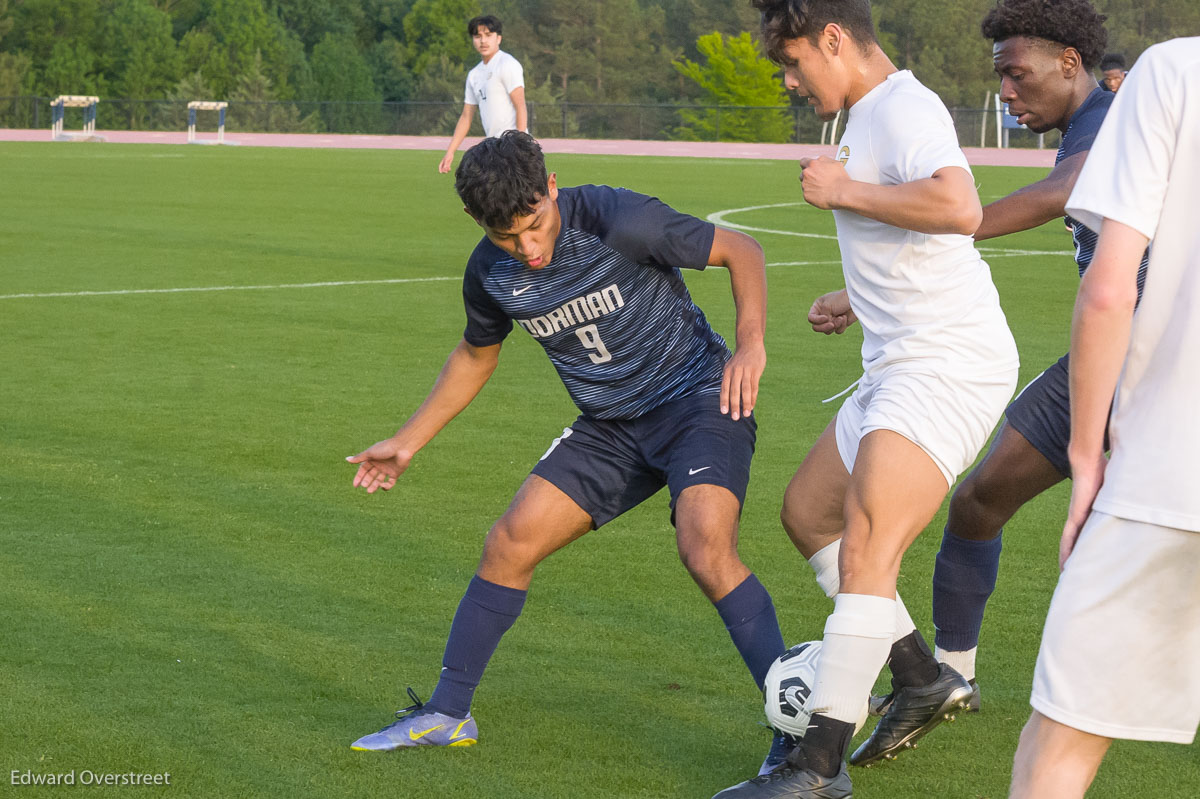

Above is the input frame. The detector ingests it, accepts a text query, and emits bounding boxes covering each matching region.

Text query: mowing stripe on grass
[0,276,458,301]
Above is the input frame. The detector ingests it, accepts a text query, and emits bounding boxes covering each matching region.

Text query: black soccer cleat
[849,664,973,767]
[868,678,980,718]
[713,762,852,799]
[759,731,801,777]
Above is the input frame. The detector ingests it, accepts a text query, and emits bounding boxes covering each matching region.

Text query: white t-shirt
[833,70,1017,378]
[464,50,525,138]
[1065,37,1200,532]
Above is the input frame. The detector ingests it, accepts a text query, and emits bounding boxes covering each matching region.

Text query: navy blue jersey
[461,185,729,420]
[1060,88,1149,296]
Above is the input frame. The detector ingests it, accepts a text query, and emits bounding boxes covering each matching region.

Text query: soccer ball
[764,641,822,736]
[763,641,867,736]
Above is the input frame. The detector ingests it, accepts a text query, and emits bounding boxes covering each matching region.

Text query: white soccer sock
[808,539,842,599]
[935,646,977,682]
[808,593,895,725]
[808,539,916,644]
[892,591,917,642]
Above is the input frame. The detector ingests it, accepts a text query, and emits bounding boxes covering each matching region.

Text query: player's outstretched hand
[1060,453,1106,568]
[798,156,849,211]
[346,438,415,494]
[438,153,454,174]
[808,289,857,334]
[721,342,766,421]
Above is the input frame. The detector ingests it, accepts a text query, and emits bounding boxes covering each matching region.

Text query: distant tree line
[0,0,1195,137]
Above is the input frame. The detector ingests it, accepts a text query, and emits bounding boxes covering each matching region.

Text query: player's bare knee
[678,546,745,599]
[480,518,544,573]
[781,498,833,556]
[949,470,1009,539]
[676,527,741,583]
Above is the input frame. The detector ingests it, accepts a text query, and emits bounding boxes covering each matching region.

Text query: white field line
[3,205,1072,302]
[708,203,1073,258]
[0,276,458,301]
[709,203,837,241]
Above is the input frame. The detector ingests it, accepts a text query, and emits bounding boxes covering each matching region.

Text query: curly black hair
[752,0,878,65]
[455,131,549,230]
[981,0,1108,70]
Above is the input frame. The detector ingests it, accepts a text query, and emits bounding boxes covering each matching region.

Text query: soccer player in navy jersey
[345,131,787,760]
[862,0,1151,739]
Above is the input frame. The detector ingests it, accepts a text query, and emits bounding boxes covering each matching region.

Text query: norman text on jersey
[515,284,625,339]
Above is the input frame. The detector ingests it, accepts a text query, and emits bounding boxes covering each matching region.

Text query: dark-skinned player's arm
[798,157,982,235]
[347,339,501,493]
[708,226,767,422]
[974,150,1089,241]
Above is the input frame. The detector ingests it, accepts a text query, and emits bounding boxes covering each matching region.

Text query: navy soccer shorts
[1005,354,1073,477]
[530,392,756,528]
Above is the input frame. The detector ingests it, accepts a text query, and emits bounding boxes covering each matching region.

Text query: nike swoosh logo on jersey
[512,286,531,296]
[408,724,445,741]
[688,466,712,475]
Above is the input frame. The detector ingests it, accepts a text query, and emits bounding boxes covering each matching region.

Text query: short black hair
[752,0,878,64]
[468,15,502,37]
[1099,52,1126,71]
[456,131,549,230]
[981,0,1108,71]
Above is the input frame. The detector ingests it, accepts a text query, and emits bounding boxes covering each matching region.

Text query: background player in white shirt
[438,15,528,173]
[715,1,1018,796]
[1010,37,1200,799]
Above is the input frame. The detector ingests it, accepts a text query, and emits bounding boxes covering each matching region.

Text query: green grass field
[2,142,1196,798]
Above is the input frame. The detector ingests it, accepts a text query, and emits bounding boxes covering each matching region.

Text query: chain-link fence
[1,96,1061,150]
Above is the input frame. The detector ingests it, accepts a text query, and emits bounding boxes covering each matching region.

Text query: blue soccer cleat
[350,688,478,752]
[759,730,800,776]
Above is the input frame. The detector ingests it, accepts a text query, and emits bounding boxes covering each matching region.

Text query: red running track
[0,128,1055,168]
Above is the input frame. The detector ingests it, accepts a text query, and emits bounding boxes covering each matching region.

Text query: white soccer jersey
[464,50,524,138]
[833,71,1017,377]
[1065,37,1200,532]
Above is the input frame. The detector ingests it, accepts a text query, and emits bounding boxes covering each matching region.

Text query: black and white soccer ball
[763,641,867,736]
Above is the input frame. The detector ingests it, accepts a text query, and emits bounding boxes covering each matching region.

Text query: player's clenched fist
[798,156,849,210]
[808,288,857,335]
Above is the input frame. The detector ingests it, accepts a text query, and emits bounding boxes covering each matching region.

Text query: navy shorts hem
[529,392,756,529]
[1004,354,1072,478]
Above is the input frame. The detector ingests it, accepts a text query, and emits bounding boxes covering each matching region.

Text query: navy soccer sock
[713,573,787,689]
[932,527,1003,652]
[426,575,527,718]
[788,714,853,778]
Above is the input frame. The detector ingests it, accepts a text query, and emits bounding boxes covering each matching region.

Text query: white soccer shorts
[834,366,1016,487]
[1031,511,1200,743]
